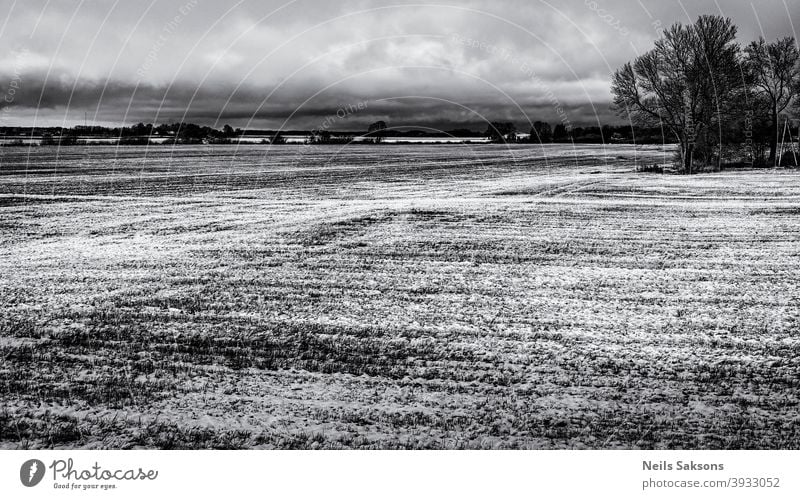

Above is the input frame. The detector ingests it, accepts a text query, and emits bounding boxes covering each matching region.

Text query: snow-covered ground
[1,144,798,449]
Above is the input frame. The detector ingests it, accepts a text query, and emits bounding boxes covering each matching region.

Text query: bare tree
[530,121,552,143]
[612,16,742,173]
[693,16,746,170]
[367,121,388,143]
[744,37,800,166]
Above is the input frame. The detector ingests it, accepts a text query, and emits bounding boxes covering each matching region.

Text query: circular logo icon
[20,459,45,487]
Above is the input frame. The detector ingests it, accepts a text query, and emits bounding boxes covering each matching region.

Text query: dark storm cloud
[0,0,797,130]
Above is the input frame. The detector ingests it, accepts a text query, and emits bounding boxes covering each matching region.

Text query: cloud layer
[0,0,797,130]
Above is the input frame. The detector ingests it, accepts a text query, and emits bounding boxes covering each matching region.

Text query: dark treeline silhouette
[611,15,800,173]
[525,122,683,144]
[6,119,794,150]
[1,122,245,146]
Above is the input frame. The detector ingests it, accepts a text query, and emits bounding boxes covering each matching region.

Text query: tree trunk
[769,105,778,167]
[684,143,694,174]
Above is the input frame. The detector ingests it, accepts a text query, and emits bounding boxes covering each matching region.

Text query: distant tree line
[611,15,800,173]
[7,122,244,146]
[12,117,789,149]
[527,122,675,144]
[480,120,702,145]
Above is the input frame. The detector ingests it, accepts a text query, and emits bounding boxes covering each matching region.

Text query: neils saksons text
[643,461,724,471]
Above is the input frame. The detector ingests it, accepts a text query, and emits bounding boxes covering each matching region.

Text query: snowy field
[1,143,799,449]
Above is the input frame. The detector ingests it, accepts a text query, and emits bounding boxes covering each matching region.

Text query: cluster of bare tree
[612,15,800,173]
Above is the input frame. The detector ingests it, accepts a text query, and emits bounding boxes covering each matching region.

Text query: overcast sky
[0,0,798,131]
